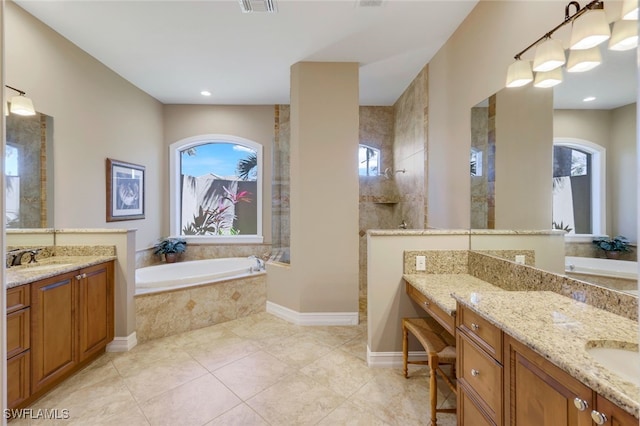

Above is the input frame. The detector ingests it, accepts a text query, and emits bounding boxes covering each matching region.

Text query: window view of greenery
[552,146,592,234]
[180,142,258,236]
[359,144,380,176]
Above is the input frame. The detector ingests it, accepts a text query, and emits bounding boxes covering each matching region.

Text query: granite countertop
[453,290,640,418]
[6,255,117,289]
[403,273,504,315]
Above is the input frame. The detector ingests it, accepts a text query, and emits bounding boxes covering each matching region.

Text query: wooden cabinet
[406,282,455,335]
[78,262,114,361]
[505,336,594,426]
[7,285,31,409]
[456,304,504,426]
[458,385,494,426]
[31,271,78,392]
[6,260,115,410]
[591,395,638,426]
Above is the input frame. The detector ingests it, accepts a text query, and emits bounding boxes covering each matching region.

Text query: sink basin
[21,263,74,272]
[586,343,640,387]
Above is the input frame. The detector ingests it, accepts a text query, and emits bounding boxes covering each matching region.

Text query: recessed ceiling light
[201,91,211,96]
[583,96,596,102]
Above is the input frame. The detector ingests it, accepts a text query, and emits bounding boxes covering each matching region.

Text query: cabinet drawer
[458,304,502,362]
[7,285,30,314]
[459,384,495,426]
[458,331,503,423]
[7,350,30,409]
[7,308,30,358]
[406,282,455,335]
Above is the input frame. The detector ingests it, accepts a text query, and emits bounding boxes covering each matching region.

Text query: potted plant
[153,237,187,263]
[592,235,632,259]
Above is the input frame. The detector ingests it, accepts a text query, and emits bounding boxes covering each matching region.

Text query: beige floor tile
[338,335,368,361]
[122,351,209,403]
[262,332,334,367]
[348,367,448,425]
[204,403,269,426]
[87,404,151,426]
[49,354,120,395]
[246,372,345,425]
[139,374,241,426]
[30,375,138,425]
[110,338,191,378]
[305,325,364,348]
[301,349,379,398]
[213,351,291,399]
[185,335,261,372]
[316,400,388,426]
[223,312,301,341]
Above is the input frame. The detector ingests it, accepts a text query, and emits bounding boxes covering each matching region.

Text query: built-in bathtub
[134,257,267,342]
[565,256,638,295]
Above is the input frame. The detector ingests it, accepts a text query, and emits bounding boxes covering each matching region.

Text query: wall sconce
[505,0,637,89]
[5,85,36,116]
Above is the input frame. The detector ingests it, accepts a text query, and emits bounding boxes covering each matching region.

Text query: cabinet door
[7,350,30,409]
[506,337,593,426]
[592,395,637,426]
[31,272,77,392]
[78,262,114,361]
[7,308,30,359]
[458,384,495,426]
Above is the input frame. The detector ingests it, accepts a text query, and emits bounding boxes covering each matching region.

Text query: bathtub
[135,257,263,295]
[134,257,267,342]
[565,256,638,295]
[565,256,637,280]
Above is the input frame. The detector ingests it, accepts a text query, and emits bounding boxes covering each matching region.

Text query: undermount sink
[21,263,74,272]
[586,342,640,387]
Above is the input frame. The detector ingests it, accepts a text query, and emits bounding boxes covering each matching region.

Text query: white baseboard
[367,346,427,368]
[106,332,138,352]
[266,301,359,326]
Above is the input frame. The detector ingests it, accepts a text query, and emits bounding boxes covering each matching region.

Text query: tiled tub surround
[135,273,267,343]
[135,243,273,268]
[453,291,639,418]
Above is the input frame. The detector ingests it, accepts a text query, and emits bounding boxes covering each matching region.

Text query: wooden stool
[402,317,457,426]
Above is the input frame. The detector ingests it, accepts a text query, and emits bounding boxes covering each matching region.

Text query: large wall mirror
[5,111,54,229]
[470,44,636,242]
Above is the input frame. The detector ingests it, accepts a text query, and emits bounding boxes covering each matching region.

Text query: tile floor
[13,305,457,425]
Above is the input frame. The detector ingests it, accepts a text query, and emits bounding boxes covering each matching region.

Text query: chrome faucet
[248,255,265,272]
[6,248,42,267]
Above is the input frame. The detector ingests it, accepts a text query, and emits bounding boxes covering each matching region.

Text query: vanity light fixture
[505,59,534,87]
[583,96,597,102]
[5,85,36,116]
[608,19,638,50]
[569,7,610,50]
[534,67,564,88]
[621,0,639,20]
[566,46,602,72]
[532,37,566,72]
[200,90,211,96]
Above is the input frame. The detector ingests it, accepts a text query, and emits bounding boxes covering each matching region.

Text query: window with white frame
[169,135,263,243]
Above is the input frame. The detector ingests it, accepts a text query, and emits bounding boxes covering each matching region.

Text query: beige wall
[5,2,164,251]
[163,105,275,243]
[427,1,570,229]
[495,86,553,229]
[268,62,359,315]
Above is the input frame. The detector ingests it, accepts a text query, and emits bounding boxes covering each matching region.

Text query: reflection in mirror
[5,112,54,228]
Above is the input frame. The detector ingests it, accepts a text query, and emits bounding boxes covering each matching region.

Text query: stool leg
[402,324,409,378]
[429,353,438,426]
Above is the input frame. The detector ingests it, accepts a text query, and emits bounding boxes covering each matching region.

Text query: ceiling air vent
[357,0,385,7]
[239,0,277,13]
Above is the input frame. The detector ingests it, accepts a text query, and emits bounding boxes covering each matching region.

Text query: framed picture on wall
[106,158,145,222]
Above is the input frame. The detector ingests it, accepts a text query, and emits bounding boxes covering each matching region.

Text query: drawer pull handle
[590,410,608,425]
[471,323,480,331]
[75,274,82,281]
[573,398,589,411]
[471,369,480,377]
[423,301,430,306]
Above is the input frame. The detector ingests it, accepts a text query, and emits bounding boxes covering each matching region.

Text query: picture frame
[106,158,145,222]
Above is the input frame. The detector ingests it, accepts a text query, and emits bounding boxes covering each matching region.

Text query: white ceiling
[14,0,480,106]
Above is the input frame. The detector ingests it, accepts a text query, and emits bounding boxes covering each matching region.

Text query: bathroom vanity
[404,272,639,426]
[6,256,115,410]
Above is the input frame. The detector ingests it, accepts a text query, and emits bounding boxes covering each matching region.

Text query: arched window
[552,138,605,236]
[358,144,380,176]
[170,134,263,243]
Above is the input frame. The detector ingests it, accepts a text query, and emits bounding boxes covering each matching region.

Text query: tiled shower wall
[392,64,428,230]
[272,105,291,262]
[470,95,496,230]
